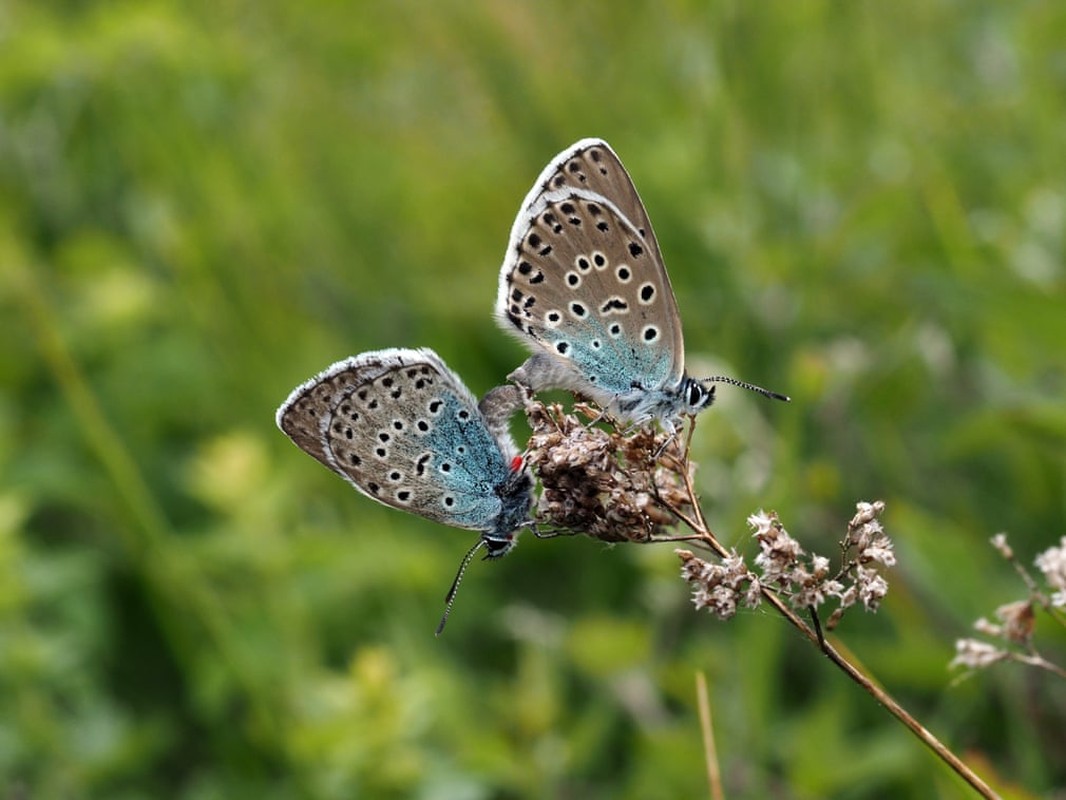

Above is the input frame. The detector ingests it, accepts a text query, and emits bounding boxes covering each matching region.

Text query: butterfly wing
[498,141,686,397]
[277,348,516,532]
[517,138,663,260]
[497,187,686,401]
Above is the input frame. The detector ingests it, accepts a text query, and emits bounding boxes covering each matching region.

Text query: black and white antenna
[435,538,486,636]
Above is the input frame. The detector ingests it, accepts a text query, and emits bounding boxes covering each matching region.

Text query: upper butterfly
[276,348,534,632]
[495,138,788,432]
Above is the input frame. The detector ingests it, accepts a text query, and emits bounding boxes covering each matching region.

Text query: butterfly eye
[686,381,706,409]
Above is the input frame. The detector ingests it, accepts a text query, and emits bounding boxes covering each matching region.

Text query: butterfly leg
[508,352,602,398]
[528,521,578,540]
[477,382,533,474]
[478,383,527,438]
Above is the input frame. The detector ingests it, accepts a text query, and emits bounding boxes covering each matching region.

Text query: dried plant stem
[695,671,723,800]
[1008,653,1066,680]
[524,400,1002,794]
[670,460,1001,800]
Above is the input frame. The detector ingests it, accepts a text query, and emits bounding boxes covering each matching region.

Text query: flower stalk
[523,400,1001,800]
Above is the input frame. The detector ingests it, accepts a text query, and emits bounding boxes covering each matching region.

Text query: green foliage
[2,0,1064,797]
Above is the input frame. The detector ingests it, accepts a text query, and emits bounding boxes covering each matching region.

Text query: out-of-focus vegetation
[2,1,1064,797]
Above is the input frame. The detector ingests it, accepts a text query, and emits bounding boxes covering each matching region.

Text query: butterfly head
[488,454,534,549]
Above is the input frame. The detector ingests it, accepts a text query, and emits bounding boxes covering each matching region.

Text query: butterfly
[496,138,788,432]
[276,347,534,632]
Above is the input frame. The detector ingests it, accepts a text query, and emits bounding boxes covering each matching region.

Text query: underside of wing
[277,348,510,532]
[517,138,663,261]
[276,350,411,468]
[497,188,685,397]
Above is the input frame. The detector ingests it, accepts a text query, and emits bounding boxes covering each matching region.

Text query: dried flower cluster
[520,399,895,631]
[950,534,1066,677]
[523,401,692,543]
[676,549,761,619]
[676,502,893,626]
[826,501,896,628]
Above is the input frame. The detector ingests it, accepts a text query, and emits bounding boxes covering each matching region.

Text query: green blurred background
[2,1,1064,798]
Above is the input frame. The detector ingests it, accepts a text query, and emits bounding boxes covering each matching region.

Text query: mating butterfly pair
[276,139,787,630]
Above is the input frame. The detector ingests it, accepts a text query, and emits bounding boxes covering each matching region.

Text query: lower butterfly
[276,347,533,633]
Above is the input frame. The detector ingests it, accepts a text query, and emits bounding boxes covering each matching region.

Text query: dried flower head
[524,401,692,543]
[749,509,805,585]
[1035,536,1066,608]
[679,502,892,628]
[992,601,1036,644]
[990,532,1013,560]
[676,549,761,620]
[844,501,896,568]
[950,639,1008,670]
[949,533,1066,678]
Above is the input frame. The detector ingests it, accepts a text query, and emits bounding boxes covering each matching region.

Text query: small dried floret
[990,532,1012,559]
[992,600,1035,645]
[856,567,889,612]
[747,510,775,536]
[750,511,804,584]
[1035,536,1066,607]
[950,639,1008,670]
[972,617,1000,637]
[676,549,761,620]
[851,501,885,527]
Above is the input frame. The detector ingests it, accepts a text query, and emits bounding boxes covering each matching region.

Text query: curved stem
[1012,652,1066,680]
[668,451,1001,799]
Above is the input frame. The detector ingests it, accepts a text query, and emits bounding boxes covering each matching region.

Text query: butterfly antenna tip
[436,538,485,636]
[704,375,790,403]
